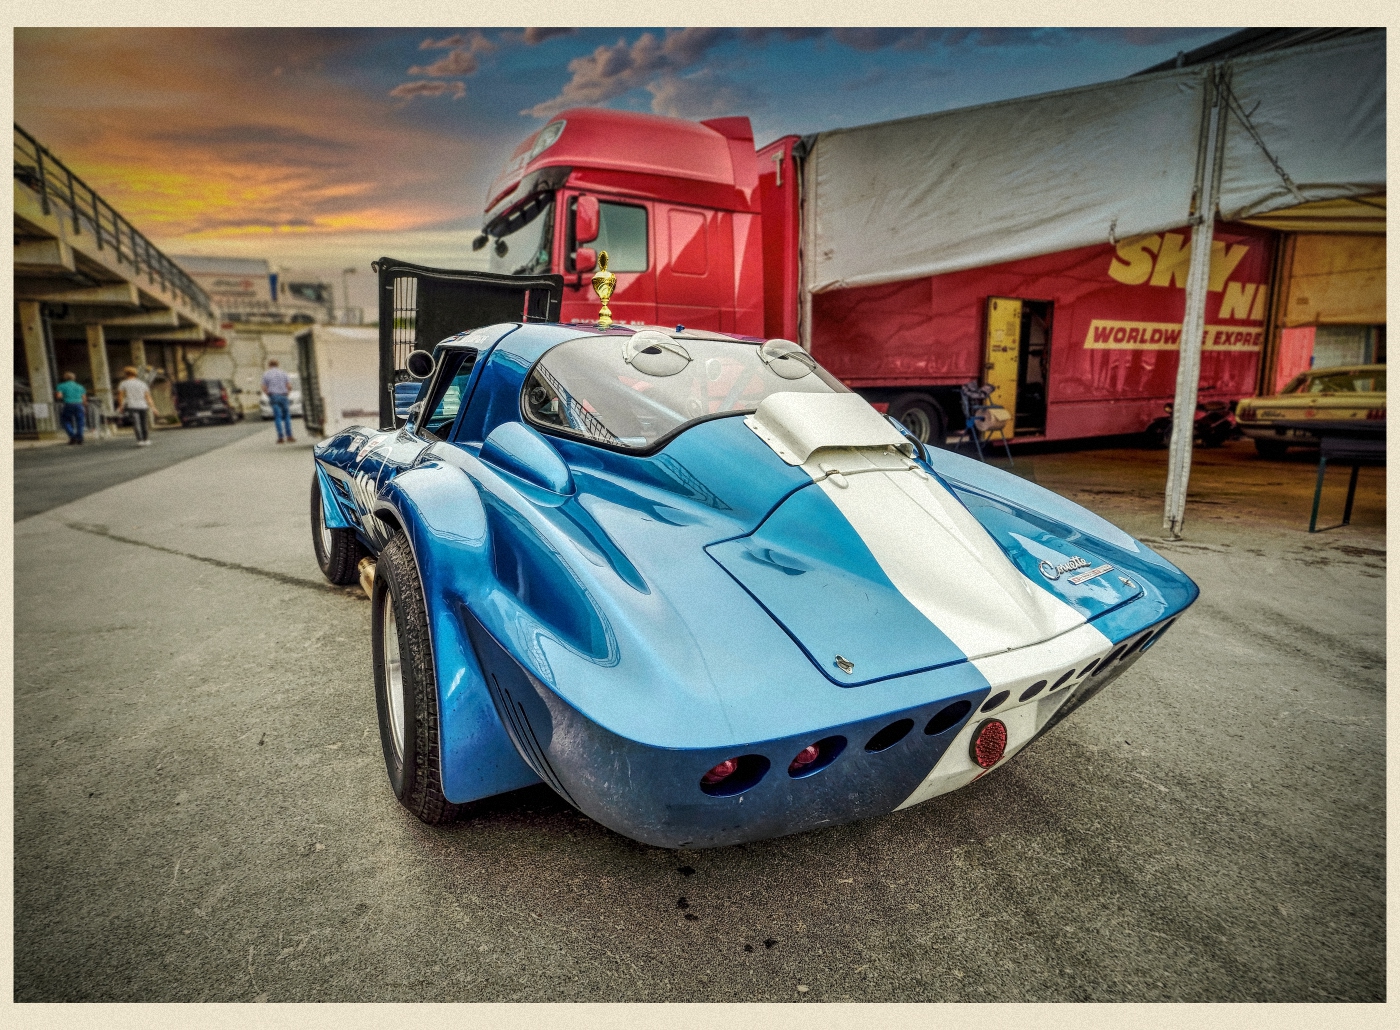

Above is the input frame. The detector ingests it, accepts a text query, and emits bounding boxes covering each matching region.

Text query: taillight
[701,759,738,785]
[698,754,771,796]
[1237,405,1254,420]
[788,745,819,774]
[970,719,1007,769]
[1366,408,1385,420]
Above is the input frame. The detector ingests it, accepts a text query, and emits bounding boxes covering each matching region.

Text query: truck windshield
[522,332,848,451]
[486,192,554,276]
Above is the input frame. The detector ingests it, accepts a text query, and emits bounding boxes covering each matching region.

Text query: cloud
[419,31,495,53]
[523,27,738,118]
[646,69,758,119]
[409,50,479,77]
[523,28,576,45]
[389,80,466,100]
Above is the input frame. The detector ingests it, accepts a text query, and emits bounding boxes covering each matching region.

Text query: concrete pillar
[86,323,113,412]
[18,300,57,434]
[130,339,147,374]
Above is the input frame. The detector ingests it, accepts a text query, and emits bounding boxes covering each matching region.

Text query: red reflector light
[701,758,738,785]
[970,720,1007,769]
[788,745,820,774]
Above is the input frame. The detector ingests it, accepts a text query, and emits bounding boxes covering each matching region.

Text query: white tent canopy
[804,34,1385,295]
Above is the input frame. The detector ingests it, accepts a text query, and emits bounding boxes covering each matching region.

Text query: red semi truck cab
[478,108,789,338]
[479,107,1271,446]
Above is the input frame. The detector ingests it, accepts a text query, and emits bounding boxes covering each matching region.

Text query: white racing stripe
[895,621,1115,809]
[746,392,1122,810]
[809,450,1084,660]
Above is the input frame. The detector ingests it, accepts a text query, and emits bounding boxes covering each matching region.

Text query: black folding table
[1308,432,1385,533]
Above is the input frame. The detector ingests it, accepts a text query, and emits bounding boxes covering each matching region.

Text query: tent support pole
[1164,67,1229,539]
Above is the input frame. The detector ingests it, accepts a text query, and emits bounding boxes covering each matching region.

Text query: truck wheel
[1254,439,1289,460]
[311,474,360,585]
[372,532,461,825]
[889,394,947,447]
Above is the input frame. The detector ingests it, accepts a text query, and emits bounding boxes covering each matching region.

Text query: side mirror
[574,247,597,274]
[574,195,599,244]
[405,349,435,379]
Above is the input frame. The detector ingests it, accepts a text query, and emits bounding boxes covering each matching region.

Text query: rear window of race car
[522,333,848,451]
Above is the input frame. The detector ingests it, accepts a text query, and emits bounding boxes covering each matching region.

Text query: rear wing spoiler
[372,257,563,430]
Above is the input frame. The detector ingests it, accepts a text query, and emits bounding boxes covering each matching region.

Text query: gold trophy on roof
[591,250,616,328]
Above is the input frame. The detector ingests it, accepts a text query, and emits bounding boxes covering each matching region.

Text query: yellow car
[1236,364,1385,459]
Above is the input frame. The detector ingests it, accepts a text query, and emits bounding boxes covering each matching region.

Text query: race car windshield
[523,334,848,450]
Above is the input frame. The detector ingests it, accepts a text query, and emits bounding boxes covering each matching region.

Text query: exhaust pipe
[358,556,376,598]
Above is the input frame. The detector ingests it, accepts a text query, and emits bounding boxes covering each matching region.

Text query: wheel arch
[376,467,542,804]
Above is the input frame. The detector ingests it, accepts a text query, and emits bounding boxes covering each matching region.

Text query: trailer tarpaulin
[804,34,1384,295]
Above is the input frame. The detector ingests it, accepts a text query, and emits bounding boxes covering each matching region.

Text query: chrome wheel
[316,495,333,557]
[381,598,406,760]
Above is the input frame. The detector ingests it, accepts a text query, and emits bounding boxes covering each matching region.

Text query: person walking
[262,359,296,444]
[115,366,155,447]
[54,372,87,444]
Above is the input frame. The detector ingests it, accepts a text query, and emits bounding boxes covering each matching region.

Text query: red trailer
[473,35,1380,447]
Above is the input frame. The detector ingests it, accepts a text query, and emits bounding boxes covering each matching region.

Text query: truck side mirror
[574,247,597,274]
[574,195,599,244]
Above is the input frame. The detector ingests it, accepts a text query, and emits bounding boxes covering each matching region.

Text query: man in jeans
[54,372,87,445]
[115,366,155,447]
[262,359,296,443]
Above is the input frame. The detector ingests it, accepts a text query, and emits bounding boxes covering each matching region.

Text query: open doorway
[983,297,1052,437]
[1016,301,1052,436]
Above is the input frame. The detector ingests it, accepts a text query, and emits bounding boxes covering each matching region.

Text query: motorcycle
[1145,400,1237,448]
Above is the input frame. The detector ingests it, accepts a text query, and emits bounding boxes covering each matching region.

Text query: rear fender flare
[375,466,542,804]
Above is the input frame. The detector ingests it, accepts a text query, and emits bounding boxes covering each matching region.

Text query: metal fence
[14,392,114,441]
[14,123,215,320]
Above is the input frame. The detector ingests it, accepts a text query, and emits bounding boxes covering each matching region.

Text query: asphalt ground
[12,418,273,521]
[12,430,1386,1002]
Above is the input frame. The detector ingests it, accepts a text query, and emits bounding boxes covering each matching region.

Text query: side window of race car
[417,351,478,441]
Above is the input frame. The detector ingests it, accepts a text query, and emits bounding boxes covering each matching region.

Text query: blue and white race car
[311,273,1196,849]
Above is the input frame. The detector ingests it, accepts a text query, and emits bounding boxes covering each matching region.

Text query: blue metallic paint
[311,321,1199,843]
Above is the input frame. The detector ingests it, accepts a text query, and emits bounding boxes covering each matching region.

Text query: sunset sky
[14,27,1236,308]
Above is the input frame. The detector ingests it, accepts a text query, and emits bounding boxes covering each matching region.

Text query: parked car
[259,389,304,420]
[310,317,1198,849]
[1235,365,1385,459]
[173,379,244,426]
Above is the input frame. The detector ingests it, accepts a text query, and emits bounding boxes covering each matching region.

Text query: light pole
[341,267,356,324]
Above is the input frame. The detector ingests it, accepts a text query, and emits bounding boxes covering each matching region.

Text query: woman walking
[116,366,155,447]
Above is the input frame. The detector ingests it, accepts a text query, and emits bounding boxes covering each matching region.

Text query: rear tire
[372,532,461,825]
[889,393,947,448]
[1254,439,1289,460]
[311,474,360,585]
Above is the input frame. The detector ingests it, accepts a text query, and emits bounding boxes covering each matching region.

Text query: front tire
[371,532,461,825]
[311,474,360,585]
